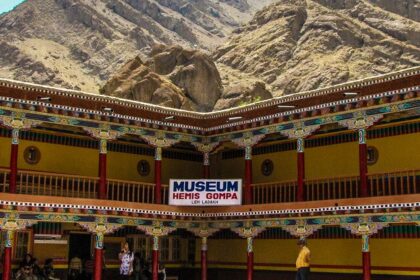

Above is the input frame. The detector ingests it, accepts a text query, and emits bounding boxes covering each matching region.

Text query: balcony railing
[251,169,420,204]
[0,168,9,192]
[368,169,418,197]
[305,175,360,201]
[17,170,98,199]
[0,168,417,205]
[252,180,297,204]
[107,179,155,203]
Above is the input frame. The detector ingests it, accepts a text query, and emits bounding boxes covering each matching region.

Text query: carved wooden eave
[0,67,419,140]
[0,91,418,150]
[0,194,418,238]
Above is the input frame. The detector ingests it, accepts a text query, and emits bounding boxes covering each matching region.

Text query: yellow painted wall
[1,131,419,183]
[305,141,359,180]
[0,137,202,183]
[216,158,244,179]
[162,159,202,183]
[253,150,297,183]
[0,137,11,168]
[198,238,420,275]
[368,134,420,173]
[217,132,420,183]
[18,139,98,177]
[107,151,154,183]
[33,243,68,263]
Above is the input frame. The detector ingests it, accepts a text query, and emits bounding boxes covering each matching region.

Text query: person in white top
[118,241,134,280]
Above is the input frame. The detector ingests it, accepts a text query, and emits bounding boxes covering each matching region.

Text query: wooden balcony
[0,168,418,205]
[252,169,419,204]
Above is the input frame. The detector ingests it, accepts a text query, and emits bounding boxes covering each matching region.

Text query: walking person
[296,238,310,280]
[118,241,134,280]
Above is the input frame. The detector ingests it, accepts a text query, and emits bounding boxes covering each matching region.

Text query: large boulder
[149,45,223,112]
[101,45,224,112]
[100,55,195,111]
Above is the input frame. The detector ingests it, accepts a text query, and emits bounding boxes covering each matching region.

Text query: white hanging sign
[169,179,242,206]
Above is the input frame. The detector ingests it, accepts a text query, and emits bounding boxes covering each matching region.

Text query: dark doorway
[68,233,92,262]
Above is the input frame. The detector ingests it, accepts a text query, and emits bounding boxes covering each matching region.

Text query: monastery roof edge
[0,66,419,118]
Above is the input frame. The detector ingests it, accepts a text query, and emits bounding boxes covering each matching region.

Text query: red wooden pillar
[362,234,371,280]
[2,230,14,280]
[244,146,253,204]
[358,129,368,197]
[9,128,19,193]
[201,236,208,280]
[203,152,210,179]
[93,233,104,280]
[154,147,162,204]
[246,237,254,280]
[297,137,305,201]
[152,236,159,280]
[98,139,107,199]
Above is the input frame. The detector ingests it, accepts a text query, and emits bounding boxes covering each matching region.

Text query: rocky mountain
[101,45,273,111]
[0,0,419,111]
[0,0,275,93]
[215,0,420,96]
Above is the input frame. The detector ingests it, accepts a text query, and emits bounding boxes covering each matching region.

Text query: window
[137,160,150,176]
[367,146,379,165]
[261,159,274,176]
[24,146,41,164]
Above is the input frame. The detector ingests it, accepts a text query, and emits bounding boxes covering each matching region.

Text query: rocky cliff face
[0,0,275,92]
[0,0,419,111]
[215,0,420,96]
[101,45,225,111]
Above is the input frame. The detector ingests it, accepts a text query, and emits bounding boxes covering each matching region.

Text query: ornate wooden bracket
[281,221,323,238]
[137,221,177,251]
[137,221,176,237]
[232,132,265,148]
[188,223,220,251]
[338,112,383,130]
[0,213,36,231]
[78,218,122,249]
[192,140,220,165]
[0,112,42,144]
[231,226,265,253]
[232,226,265,239]
[141,131,181,148]
[192,140,220,154]
[340,222,388,236]
[83,125,125,140]
[84,125,127,153]
[280,122,320,140]
[232,132,265,160]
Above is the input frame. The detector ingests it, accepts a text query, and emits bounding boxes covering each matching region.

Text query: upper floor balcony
[0,167,418,206]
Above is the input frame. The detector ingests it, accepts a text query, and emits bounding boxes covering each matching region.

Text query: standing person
[19,254,34,269]
[43,259,59,280]
[296,238,311,280]
[118,241,134,280]
[158,263,166,280]
[68,255,82,280]
[132,252,142,280]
